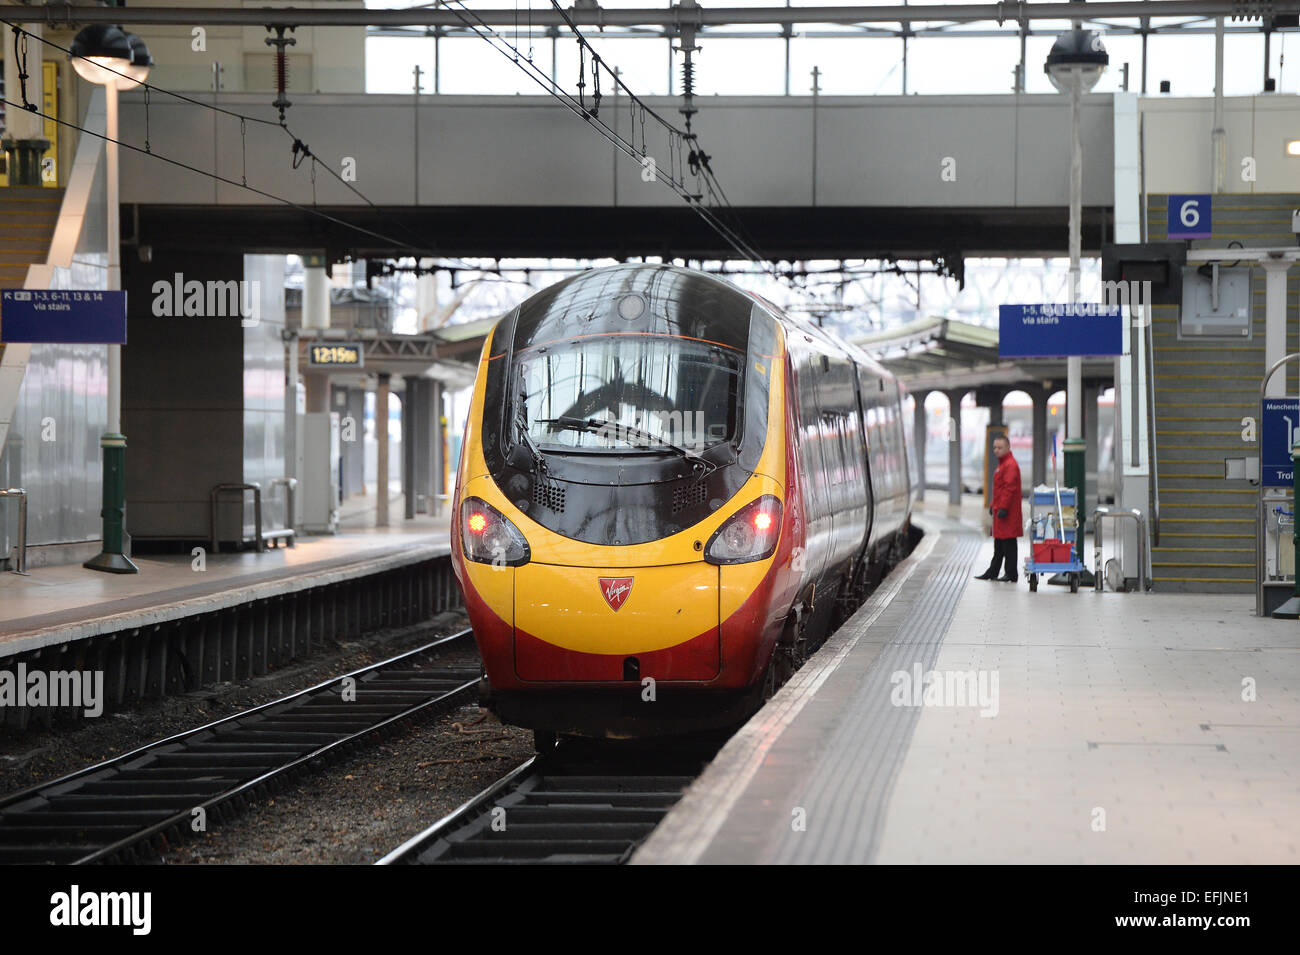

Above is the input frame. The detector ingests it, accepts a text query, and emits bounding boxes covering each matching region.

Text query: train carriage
[450,264,915,743]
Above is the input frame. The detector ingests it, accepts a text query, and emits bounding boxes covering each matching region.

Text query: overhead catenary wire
[540,0,781,277]
[437,0,786,278]
[4,14,812,296]
[0,95,448,255]
[1,18,476,268]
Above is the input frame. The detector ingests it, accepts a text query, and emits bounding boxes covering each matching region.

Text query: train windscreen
[515,334,742,453]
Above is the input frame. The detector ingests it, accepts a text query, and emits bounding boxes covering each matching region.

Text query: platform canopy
[854,315,1113,393]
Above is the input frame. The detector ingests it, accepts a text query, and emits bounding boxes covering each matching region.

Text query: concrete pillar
[340,387,365,497]
[1263,260,1290,398]
[285,332,301,525]
[302,255,331,413]
[431,380,445,515]
[416,381,433,514]
[913,391,928,502]
[402,383,414,520]
[305,374,328,413]
[376,373,390,527]
[1085,381,1101,509]
[402,376,433,520]
[416,262,439,332]
[947,391,964,506]
[1031,387,1048,488]
[302,255,331,330]
[977,387,1006,428]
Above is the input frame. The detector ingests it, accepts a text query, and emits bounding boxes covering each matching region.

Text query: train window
[797,353,830,521]
[738,306,776,471]
[514,334,743,453]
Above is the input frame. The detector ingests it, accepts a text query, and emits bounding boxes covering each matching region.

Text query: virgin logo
[598,577,634,612]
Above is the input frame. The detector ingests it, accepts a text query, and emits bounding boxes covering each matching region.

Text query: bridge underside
[131,204,1110,264]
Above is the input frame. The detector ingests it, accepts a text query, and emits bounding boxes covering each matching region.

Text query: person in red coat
[975,434,1023,582]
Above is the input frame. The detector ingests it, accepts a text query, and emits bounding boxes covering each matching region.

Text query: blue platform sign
[1261,397,1300,487]
[0,290,127,344]
[998,303,1123,358]
[1167,194,1212,239]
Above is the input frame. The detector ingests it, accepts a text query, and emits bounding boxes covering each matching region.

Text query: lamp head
[1044,29,1108,94]
[70,24,153,90]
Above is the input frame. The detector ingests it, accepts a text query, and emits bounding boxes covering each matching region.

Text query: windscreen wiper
[515,387,547,474]
[536,416,717,476]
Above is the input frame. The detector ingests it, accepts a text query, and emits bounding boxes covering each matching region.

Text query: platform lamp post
[1046,22,1106,583]
[71,25,152,574]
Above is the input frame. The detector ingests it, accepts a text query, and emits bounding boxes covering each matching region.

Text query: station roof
[854,315,1114,394]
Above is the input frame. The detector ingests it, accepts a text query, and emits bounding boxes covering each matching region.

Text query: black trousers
[985,537,1018,578]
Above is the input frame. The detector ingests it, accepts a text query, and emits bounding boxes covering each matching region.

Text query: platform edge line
[629,524,942,866]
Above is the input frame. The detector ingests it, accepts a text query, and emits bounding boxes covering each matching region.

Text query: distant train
[450,264,917,746]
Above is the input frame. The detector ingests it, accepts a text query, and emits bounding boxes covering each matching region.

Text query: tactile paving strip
[768,531,982,864]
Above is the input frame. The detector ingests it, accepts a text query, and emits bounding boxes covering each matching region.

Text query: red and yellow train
[450,264,916,744]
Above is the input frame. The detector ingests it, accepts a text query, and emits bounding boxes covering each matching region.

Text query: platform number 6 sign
[1167,194,1212,239]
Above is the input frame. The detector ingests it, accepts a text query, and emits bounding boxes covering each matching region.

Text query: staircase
[0,187,64,364]
[1146,195,1297,593]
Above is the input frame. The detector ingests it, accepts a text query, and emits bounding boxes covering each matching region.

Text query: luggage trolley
[1024,484,1087,593]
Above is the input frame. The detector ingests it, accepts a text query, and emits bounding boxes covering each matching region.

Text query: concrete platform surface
[0,510,451,657]
[635,518,1300,865]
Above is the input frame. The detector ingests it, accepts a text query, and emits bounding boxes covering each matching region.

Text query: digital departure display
[308,344,363,367]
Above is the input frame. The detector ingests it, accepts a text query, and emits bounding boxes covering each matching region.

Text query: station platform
[0,490,451,661]
[635,500,1299,865]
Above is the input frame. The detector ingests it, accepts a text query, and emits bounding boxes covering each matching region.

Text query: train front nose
[512,562,720,682]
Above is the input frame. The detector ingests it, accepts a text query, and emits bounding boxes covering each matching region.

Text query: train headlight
[460,498,531,567]
[704,495,782,565]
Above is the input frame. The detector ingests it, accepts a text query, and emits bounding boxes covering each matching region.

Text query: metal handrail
[210,482,263,554]
[1144,303,1160,547]
[265,477,297,547]
[0,488,28,575]
[1092,506,1148,593]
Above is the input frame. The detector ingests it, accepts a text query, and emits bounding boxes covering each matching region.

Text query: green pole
[1272,437,1300,618]
[1053,435,1095,586]
[84,433,138,574]
[1063,437,1086,509]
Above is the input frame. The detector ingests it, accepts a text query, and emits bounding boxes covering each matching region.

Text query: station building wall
[121,250,287,545]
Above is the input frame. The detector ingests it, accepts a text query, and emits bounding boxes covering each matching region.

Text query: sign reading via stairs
[0,289,127,344]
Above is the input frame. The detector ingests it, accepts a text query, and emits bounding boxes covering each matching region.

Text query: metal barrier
[1092,506,1148,593]
[0,488,28,575]
[265,477,297,548]
[210,483,263,554]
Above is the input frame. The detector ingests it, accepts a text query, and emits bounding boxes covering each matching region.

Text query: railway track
[378,739,714,865]
[0,628,479,865]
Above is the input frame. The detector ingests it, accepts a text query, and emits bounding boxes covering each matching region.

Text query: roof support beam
[18,3,1300,29]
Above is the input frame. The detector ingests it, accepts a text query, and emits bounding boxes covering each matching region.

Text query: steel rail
[376,756,539,864]
[0,627,478,864]
[377,743,703,865]
[17,3,1300,29]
